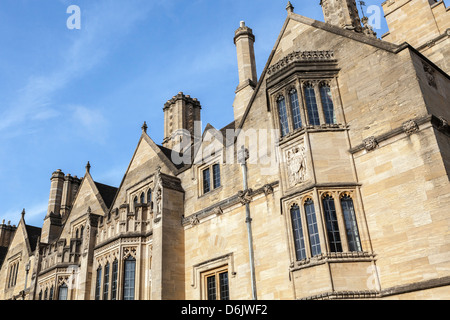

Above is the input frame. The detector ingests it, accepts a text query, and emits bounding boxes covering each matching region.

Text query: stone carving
[286,144,307,186]
[363,136,378,152]
[263,184,274,196]
[238,189,253,205]
[267,50,335,76]
[403,120,419,135]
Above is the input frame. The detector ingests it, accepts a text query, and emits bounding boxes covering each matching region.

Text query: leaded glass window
[103,263,110,300]
[322,195,342,252]
[304,198,321,256]
[111,259,118,300]
[277,96,289,136]
[58,284,68,301]
[123,256,136,300]
[289,89,302,130]
[203,167,211,194]
[304,84,320,126]
[95,266,102,300]
[341,195,362,252]
[290,204,306,261]
[212,164,221,189]
[320,84,336,124]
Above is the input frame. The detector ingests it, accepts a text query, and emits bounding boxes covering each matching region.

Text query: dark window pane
[277,96,289,136]
[203,168,211,194]
[207,275,216,300]
[322,195,342,252]
[341,196,362,252]
[289,89,302,130]
[58,284,68,301]
[95,267,102,300]
[304,86,320,126]
[219,272,229,300]
[103,263,110,300]
[213,164,221,189]
[290,205,306,260]
[111,260,118,300]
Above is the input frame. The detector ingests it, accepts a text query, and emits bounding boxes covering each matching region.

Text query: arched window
[320,83,336,124]
[289,89,302,130]
[44,287,48,300]
[341,195,362,252]
[58,284,68,300]
[111,259,118,300]
[123,256,136,300]
[140,192,145,204]
[290,204,306,261]
[322,195,342,252]
[80,226,84,239]
[304,198,321,256]
[304,83,320,126]
[277,96,289,136]
[95,266,102,300]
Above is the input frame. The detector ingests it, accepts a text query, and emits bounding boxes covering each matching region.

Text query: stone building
[0,0,449,300]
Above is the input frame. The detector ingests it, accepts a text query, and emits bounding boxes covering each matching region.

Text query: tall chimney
[233,21,257,123]
[46,169,65,217]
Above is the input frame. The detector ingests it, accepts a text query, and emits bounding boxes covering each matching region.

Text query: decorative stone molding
[237,189,253,205]
[267,50,336,77]
[263,184,274,196]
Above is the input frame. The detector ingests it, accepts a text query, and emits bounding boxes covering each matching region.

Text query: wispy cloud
[0,0,157,138]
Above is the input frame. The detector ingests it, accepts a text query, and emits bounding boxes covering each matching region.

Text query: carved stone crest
[286,144,307,186]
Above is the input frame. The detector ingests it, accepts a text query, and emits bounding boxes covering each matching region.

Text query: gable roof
[25,225,41,252]
[235,11,404,133]
[94,181,118,209]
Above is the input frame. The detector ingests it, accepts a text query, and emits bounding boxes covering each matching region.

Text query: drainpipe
[238,146,257,300]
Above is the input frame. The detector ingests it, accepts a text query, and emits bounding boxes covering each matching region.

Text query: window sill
[290,251,375,271]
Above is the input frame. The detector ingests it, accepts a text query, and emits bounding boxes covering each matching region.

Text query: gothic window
[58,284,68,300]
[341,194,362,252]
[103,262,110,300]
[322,195,342,252]
[289,89,302,130]
[49,286,54,300]
[304,198,321,256]
[290,204,306,261]
[95,266,102,300]
[123,256,136,300]
[320,83,336,124]
[304,83,320,126]
[140,192,145,204]
[203,266,229,300]
[44,287,48,300]
[111,259,118,300]
[277,95,290,136]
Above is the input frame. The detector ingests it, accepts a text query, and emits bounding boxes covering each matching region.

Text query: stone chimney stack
[41,169,65,244]
[60,174,81,221]
[233,21,257,123]
[46,169,65,217]
[162,92,201,151]
[320,0,363,32]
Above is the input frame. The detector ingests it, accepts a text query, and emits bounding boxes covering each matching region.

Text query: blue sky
[0,0,388,227]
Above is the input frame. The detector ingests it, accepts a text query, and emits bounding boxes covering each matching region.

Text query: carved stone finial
[142,121,148,133]
[86,161,91,173]
[286,1,294,13]
[21,209,25,219]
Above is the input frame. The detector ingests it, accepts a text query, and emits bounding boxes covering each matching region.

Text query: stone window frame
[269,76,344,141]
[202,265,230,300]
[284,187,370,268]
[6,257,20,289]
[198,160,223,197]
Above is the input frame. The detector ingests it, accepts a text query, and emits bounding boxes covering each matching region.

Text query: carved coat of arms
[286,144,307,186]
